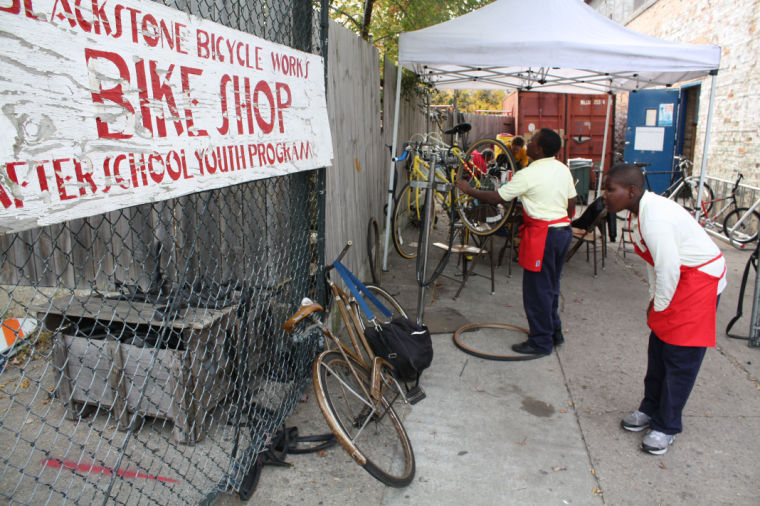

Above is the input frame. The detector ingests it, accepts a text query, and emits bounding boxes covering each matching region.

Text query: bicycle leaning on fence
[282,241,416,487]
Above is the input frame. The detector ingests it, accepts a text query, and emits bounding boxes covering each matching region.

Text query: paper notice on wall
[0,0,333,234]
[634,127,665,151]
[658,103,674,126]
[645,109,657,126]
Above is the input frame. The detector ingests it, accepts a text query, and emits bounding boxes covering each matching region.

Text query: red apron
[519,212,571,272]
[628,215,724,347]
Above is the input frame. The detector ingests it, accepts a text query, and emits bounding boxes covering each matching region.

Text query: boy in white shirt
[603,163,726,455]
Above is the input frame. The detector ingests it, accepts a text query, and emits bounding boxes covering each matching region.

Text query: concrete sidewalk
[227,236,760,505]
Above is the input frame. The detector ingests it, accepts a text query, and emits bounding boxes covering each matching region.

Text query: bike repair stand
[416,152,438,327]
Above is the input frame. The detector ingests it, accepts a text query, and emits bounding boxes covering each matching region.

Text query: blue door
[623,89,681,194]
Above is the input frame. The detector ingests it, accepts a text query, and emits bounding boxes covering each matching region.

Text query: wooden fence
[323,21,426,277]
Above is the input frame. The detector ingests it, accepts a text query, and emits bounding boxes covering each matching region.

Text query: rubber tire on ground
[313,351,415,487]
[453,322,548,361]
[455,138,517,235]
[723,207,760,247]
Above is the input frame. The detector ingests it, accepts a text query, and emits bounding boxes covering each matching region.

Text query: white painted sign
[0,0,333,234]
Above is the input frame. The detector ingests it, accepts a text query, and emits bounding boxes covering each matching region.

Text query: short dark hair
[537,128,562,157]
[607,163,645,190]
[512,136,525,147]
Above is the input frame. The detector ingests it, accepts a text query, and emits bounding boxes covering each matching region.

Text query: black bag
[363,317,433,384]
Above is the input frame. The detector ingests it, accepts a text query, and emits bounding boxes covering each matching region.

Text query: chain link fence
[0,0,327,503]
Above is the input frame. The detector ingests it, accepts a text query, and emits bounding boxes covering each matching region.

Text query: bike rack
[684,175,760,348]
[668,174,760,249]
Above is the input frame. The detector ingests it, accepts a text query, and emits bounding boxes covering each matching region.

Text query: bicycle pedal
[406,385,426,405]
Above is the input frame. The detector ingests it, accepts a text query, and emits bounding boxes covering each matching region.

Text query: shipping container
[503,92,615,191]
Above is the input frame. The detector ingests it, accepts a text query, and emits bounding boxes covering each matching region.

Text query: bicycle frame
[400,138,504,224]
[698,193,736,228]
[283,246,407,408]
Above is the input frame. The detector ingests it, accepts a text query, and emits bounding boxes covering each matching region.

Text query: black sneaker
[553,330,564,346]
[511,340,549,356]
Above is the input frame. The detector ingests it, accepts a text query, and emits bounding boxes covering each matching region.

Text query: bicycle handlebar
[325,241,352,273]
[393,150,409,163]
[732,173,744,192]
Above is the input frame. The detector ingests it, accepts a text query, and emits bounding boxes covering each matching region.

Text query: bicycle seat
[444,123,472,136]
[283,298,323,332]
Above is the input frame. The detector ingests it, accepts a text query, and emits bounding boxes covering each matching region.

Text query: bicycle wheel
[455,138,516,235]
[313,350,415,487]
[675,179,714,214]
[354,284,408,331]
[723,207,760,247]
[392,182,423,259]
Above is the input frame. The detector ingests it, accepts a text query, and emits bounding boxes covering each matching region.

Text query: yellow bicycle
[391,123,518,260]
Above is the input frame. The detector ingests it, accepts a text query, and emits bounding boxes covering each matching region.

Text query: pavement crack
[556,350,607,505]
[459,358,468,377]
[715,344,760,388]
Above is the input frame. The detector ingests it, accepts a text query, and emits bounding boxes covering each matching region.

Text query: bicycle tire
[313,350,415,487]
[723,207,760,247]
[392,182,423,259]
[367,217,381,284]
[455,138,517,235]
[354,284,408,331]
[675,180,714,214]
[453,322,545,361]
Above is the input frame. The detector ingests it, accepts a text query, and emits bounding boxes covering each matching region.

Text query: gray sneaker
[641,430,675,455]
[621,410,650,432]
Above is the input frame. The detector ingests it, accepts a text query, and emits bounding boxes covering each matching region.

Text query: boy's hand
[454,179,471,194]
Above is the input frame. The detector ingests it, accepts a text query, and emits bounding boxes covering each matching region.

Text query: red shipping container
[505,92,614,189]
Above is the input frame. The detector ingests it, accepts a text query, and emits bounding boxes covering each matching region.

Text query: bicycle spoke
[315,351,415,487]
[322,361,373,410]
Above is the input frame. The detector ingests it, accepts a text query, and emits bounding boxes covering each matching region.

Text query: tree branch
[329,5,363,32]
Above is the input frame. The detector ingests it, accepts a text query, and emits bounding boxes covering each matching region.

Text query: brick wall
[593,0,760,184]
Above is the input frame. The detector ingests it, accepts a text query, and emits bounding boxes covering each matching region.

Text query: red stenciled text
[216,75,291,135]
[0,141,313,209]
[85,48,207,139]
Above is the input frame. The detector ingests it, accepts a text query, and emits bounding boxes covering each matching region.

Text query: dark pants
[522,226,572,353]
[639,332,707,435]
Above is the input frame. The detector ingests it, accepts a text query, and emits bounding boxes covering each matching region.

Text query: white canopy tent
[382,0,721,271]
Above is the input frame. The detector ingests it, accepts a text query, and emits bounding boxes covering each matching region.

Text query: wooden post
[106,338,130,431]
[51,336,78,421]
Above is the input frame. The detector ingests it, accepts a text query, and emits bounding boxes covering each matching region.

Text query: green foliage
[431,89,506,113]
[327,0,501,109]
[329,0,497,62]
